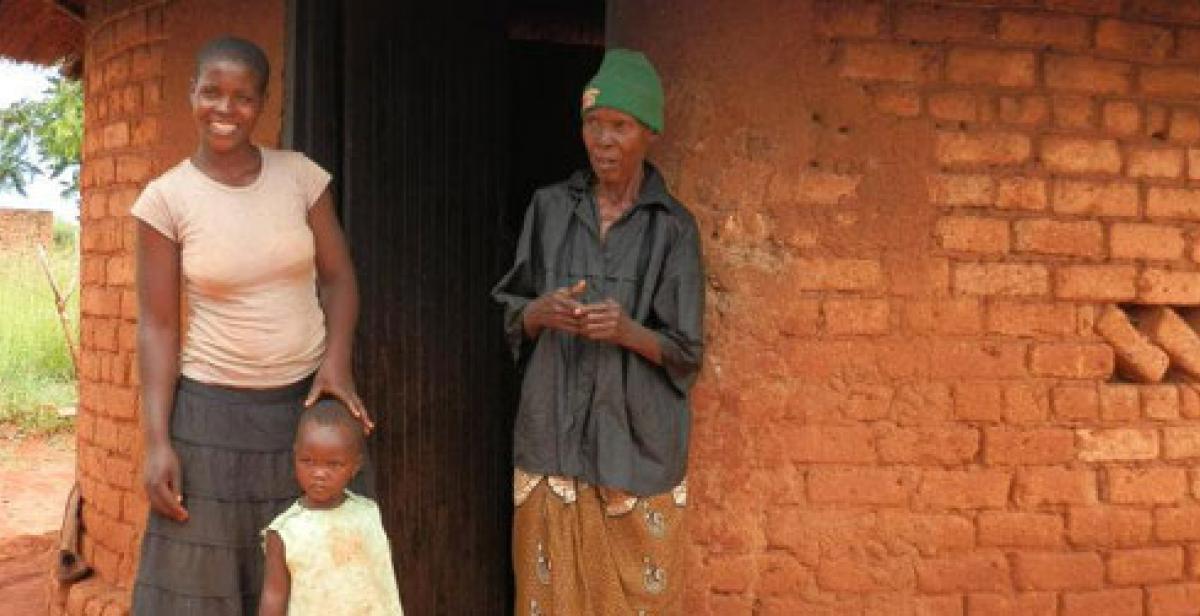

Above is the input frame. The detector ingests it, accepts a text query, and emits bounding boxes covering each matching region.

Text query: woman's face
[190,58,264,154]
[582,107,655,185]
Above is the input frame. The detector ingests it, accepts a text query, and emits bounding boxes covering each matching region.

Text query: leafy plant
[0,74,83,198]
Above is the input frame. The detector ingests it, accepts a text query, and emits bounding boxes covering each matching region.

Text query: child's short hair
[296,399,365,455]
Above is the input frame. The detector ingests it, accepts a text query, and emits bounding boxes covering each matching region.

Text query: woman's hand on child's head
[143,442,189,522]
[305,363,374,435]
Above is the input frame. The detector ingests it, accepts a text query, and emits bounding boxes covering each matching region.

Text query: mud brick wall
[610,1,1200,614]
[0,208,53,253]
[61,1,285,614]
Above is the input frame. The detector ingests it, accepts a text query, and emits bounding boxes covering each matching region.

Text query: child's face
[293,423,361,508]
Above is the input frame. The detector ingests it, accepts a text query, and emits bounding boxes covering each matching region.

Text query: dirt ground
[0,432,77,615]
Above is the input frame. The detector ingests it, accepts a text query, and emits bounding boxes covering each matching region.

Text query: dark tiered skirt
[132,376,373,615]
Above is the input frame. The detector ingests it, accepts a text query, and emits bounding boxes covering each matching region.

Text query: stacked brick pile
[0,208,53,253]
[612,0,1200,614]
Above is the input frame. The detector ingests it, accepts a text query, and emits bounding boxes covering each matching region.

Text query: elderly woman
[493,49,705,615]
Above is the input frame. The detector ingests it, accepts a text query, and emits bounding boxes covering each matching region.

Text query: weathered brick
[1102,100,1141,136]
[1144,384,1179,420]
[771,170,860,205]
[1127,0,1200,23]
[915,469,1011,509]
[1061,589,1143,616]
[1148,103,1170,136]
[808,468,909,505]
[1013,552,1104,590]
[965,592,1056,616]
[1052,95,1095,130]
[1111,223,1185,260]
[954,263,1048,296]
[1189,148,1200,180]
[1053,385,1101,421]
[986,300,1075,337]
[1157,507,1200,541]
[955,381,1004,422]
[1040,136,1122,174]
[816,555,911,592]
[789,258,883,291]
[877,426,979,464]
[928,90,979,122]
[932,341,1028,379]
[1017,468,1097,507]
[1094,305,1170,383]
[1148,584,1200,616]
[815,0,884,37]
[1046,0,1121,13]
[876,511,975,556]
[1148,187,1200,220]
[895,4,989,42]
[823,298,889,335]
[1128,145,1184,179]
[1181,26,1200,60]
[1052,179,1138,217]
[999,94,1049,126]
[1004,383,1051,424]
[870,85,921,117]
[1045,54,1132,94]
[1139,268,1200,304]
[1109,547,1184,585]
[1068,507,1153,547]
[916,553,1010,592]
[102,122,129,150]
[978,512,1063,548]
[842,42,940,83]
[1060,262,1132,298]
[1142,66,1200,98]
[985,427,1075,464]
[781,426,875,464]
[1029,342,1114,379]
[1139,308,1200,379]
[903,298,982,335]
[1014,219,1104,257]
[936,216,1009,254]
[995,177,1047,211]
[1170,107,1200,142]
[1096,18,1173,60]
[947,48,1036,88]
[928,173,994,206]
[1077,428,1158,461]
[1164,426,1200,459]
[1109,467,1188,504]
[936,131,1032,167]
[999,11,1089,48]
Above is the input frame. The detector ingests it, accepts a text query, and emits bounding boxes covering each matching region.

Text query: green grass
[0,222,78,434]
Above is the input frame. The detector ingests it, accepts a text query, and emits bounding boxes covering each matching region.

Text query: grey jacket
[492,164,705,496]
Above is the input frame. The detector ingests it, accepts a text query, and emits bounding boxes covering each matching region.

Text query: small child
[258,400,404,615]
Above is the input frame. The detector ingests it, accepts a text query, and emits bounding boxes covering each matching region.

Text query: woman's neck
[191,144,262,186]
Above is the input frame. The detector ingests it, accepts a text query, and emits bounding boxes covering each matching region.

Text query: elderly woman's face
[582,107,655,185]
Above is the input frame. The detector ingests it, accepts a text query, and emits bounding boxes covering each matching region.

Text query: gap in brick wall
[1102,302,1200,384]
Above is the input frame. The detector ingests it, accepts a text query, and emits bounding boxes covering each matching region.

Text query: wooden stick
[36,244,79,380]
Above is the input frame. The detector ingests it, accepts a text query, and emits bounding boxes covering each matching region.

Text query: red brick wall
[61,1,285,613]
[0,208,53,252]
[611,1,1200,613]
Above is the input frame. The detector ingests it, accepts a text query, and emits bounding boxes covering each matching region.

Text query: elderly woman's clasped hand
[523,280,631,344]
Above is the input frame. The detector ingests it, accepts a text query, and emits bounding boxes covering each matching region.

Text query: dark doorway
[288,1,604,614]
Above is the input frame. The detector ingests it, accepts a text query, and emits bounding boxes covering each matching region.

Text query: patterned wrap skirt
[132,376,374,616]
[512,469,687,616]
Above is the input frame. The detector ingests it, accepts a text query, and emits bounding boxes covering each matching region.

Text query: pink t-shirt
[131,147,331,388]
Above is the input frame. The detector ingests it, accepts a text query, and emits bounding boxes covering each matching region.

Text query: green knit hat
[581,48,664,133]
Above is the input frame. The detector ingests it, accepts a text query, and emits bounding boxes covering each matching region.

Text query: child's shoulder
[264,499,308,534]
